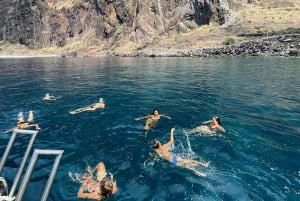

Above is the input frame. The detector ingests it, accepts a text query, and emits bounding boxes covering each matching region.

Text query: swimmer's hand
[135,118,141,121]
[161,115,171,119]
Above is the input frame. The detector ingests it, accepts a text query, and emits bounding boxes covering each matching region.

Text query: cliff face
[0,0,298,54]
[0,0,45,48]
[0,0,229,51]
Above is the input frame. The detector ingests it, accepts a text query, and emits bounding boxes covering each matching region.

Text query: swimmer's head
[100,178,113,198]
[0,177,8,196]
[213,116,221,125]
[152,139,161,149]
[43,93,50,100]
[99,98,104,102]
[152,108,159,115]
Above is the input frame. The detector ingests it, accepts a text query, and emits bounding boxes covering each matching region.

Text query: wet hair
[152,139,160,149]
[152,108,159,115]
[214,116,221,125]
[100,178,113,198]
[0,179,8,196]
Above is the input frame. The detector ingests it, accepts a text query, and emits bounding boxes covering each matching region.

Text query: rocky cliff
[0,0,231,50]
[0,0,299,55]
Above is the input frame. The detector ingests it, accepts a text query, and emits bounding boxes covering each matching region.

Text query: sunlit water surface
[0,57,299,201]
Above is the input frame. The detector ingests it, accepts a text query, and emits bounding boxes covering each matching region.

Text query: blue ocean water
[0,57,299,201]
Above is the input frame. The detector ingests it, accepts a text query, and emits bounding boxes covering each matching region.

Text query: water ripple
[0,57,299,201]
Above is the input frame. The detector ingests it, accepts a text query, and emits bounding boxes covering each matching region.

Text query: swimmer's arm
[135,115,150,120]
[218,126,226,133]
[160,114,171,119]
[202,120,212,124]
[77,177,90,195]
[95,162,106,174]
[78,191,102,200]
[164,128,175,148]
[112,181,118,194]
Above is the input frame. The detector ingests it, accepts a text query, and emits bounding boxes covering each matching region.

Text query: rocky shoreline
[111,34,300,58]
[1,35,299,58]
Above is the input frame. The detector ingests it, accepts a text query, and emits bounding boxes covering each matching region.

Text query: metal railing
[16,149,64,201]
[0,129,64,201]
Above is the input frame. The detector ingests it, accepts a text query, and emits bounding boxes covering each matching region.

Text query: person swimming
[70,162,117,200]
[135,108,171,130]
[3,111,41,133]
[69,98,105,114]
[152,128,210,176]
[192,116,225,135]
[43,93,60,100]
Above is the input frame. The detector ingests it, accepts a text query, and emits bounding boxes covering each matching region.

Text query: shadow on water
[0,57,299,200]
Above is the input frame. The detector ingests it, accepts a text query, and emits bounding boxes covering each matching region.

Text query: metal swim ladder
[0,129,64,201]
